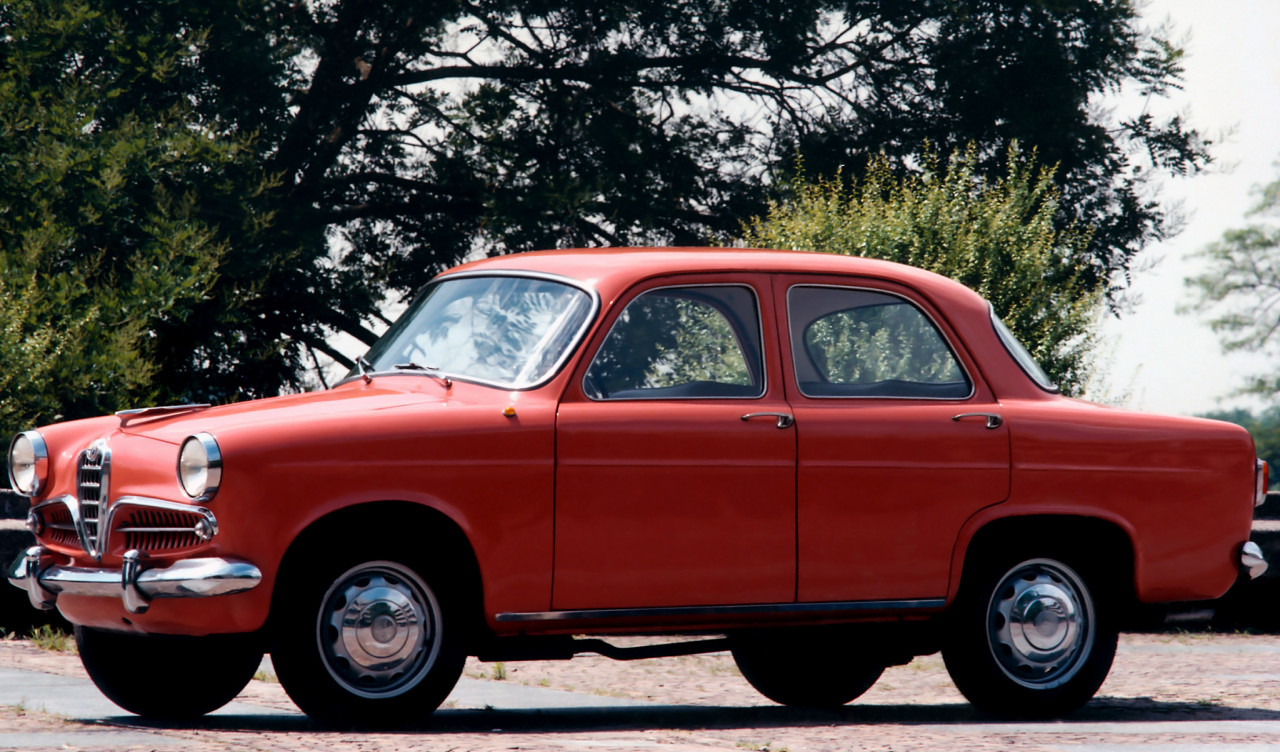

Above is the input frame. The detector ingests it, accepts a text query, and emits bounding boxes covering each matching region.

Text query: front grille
[76,442,110,558]
[43,504,78,548]
[116,508,206,553]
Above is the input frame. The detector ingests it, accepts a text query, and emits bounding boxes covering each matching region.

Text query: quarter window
[788,286,970,399]
[584,286,764,399]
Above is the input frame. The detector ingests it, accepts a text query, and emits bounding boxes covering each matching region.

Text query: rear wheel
[942,554,1118,718]
[76,627,261,719]
[271,551,466,728]
[731,632,885,708]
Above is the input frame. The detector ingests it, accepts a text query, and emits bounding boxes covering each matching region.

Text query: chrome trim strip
[116,403,211,425]
[584,282,769,402]
[335,270,603,391]
[785,284,977,401]
[496,597,947,623]
[8,546,262,615]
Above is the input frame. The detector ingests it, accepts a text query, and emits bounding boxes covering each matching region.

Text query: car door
[777,276,1011,603]
[553,275,796,610]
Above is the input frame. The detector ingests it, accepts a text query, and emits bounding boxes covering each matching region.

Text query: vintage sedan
[6,248,1270,724]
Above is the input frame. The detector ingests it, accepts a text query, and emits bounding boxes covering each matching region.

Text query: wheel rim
[986,558,1095,690]
[316,561,441,699]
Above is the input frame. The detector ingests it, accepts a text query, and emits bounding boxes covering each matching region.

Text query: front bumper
[8,545,261,615]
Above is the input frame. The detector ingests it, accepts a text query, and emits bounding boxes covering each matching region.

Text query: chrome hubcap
[317,561,440,698]
[987,558,1094,689]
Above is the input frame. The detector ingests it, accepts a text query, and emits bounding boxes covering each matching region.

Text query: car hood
[117,380,448,445]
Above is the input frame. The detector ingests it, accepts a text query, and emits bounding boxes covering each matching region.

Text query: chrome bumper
[7,546,261,615]
[1241,541,1269,580]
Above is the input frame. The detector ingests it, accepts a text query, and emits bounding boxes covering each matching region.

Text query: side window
[788,286,971,399]
[584,285,764,399]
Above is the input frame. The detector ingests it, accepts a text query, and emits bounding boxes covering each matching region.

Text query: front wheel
[76,627,262,719]
[271,554,466,728]
[942,555,1117,718]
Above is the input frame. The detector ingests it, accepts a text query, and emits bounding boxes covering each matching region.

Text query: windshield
[353,274,596,389]
[990,306,1059,393]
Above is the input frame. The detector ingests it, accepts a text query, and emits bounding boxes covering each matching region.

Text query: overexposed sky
[1102,0,1280,414]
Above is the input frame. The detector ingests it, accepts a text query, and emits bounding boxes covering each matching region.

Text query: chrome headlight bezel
[178,433,222,500]
[8,430,49,497]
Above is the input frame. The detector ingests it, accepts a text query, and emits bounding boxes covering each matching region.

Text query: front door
[553,277,796,610]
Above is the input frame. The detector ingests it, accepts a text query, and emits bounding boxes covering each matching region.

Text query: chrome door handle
[952,412,1003,430]
[741,412,795,429]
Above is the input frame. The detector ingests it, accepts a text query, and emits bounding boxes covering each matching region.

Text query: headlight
[8,431,48,496]
[178,433,222,499]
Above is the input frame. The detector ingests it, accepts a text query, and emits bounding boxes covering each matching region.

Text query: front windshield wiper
[393,362,453,389]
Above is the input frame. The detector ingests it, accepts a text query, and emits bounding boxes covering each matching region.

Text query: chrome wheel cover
[986,558,1094,690]
[316,561,441,699]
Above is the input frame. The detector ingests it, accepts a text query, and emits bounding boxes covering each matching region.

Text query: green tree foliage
[2,1,1204,407]
[740,147,1102,395]
[0,2,272,439]
[1186,170,1280,398]
[806,303,965,386]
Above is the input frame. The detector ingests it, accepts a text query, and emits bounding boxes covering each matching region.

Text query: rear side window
[788,286,971,399]
[584,285,764,400]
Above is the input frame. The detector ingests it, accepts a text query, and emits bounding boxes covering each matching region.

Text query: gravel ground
[3,631,1280,751]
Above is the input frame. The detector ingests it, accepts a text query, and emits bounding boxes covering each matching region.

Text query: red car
[7,248,1269,724]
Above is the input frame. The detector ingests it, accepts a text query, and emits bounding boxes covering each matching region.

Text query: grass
[27,625,74,653]
[253,670,278,683]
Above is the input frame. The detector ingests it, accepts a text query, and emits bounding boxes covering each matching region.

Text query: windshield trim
[335,269,601,391]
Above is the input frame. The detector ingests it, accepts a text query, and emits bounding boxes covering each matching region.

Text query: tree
[739,146,1102,396]
[1186,169,1280,398]
[2,0,1205,406]
[0,2,269,439]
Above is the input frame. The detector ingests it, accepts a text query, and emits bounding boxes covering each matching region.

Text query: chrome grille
[44,504,79,548]
[117,508,205,552]
[76,442,110,559]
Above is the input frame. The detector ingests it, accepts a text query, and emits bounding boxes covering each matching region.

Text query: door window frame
[579,281,771,402]
[785,283,977,401]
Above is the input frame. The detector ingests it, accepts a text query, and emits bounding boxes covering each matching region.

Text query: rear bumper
[1241,541,1268,579]
[8,545,261,615]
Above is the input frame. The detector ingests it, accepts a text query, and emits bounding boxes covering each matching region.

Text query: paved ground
[2,632,1280,751]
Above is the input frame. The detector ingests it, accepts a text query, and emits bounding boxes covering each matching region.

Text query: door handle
[741,412,795,429]
[952,412,1003,430]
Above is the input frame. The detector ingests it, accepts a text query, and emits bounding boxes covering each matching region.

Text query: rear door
[778,276,1011,602]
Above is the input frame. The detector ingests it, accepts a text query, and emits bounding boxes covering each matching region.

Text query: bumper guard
[7,545,261,615]
[1242,541,1269,580]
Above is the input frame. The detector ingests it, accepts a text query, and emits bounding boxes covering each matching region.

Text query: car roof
[444,247,979,303]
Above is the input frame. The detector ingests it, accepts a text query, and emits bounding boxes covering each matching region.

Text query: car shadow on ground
[110,698,1280,735]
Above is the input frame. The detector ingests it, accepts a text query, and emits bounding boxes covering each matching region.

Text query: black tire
[731,632,885,708]
[270,549,466,728]
[75,626,262,719]
[942,553,1118,719]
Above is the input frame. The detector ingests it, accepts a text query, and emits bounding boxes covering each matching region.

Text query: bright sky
[1101,0,1280,415]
